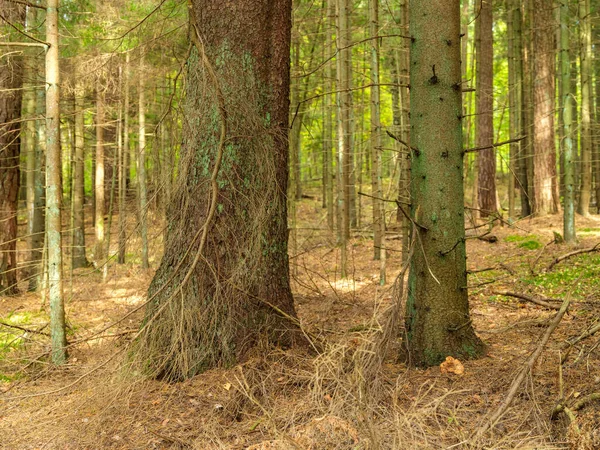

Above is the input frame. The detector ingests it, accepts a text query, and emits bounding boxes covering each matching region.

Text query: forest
[1,0,600,448]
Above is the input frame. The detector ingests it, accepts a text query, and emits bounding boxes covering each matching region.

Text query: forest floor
[1,195,600,449]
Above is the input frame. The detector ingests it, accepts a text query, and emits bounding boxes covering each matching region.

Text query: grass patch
[579,227,600,233]
[521,253,600,297]
[504,234,543,250]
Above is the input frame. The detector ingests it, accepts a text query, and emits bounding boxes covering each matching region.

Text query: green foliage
[522,253,600,297]
[504,234,543,250]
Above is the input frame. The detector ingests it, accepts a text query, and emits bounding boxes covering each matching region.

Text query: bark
[95,86,105,265]
[0,2,24,295]
[118,64,126,264]
[369,0,383,265]
[560,0,576,243]
[531,0,559,215]
[138,54,149,269]
[405,0,485,367]
[578,0,592,216]
[46,0,67,364]
[72,81,88,268]
[138,0,302,380]
[324,0,335,232]
[519,0,533,216]
[475,0,497,217]
[398,0,410,263]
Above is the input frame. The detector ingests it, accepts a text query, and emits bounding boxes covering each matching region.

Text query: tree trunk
[561,0,576,243]
[519,0,533,216]
[138,54,149,269]
[324,0,335,232]
[136,0,302,381]
[46,0,67,365]
[95,86,105,265]
[475,0,497,218]
[118,64,126,264]
[577,0,592,216]
[0,2,24,295]
[72,80,88,268]
[531,0,559,215]
[405,0,485,367]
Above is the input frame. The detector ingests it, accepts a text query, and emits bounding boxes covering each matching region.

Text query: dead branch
[548,243,600,271]
[572,393,600,411]
[560,321,600,363]
[476,296,570,438]
[493,291,562,310]
[0,320,50,336]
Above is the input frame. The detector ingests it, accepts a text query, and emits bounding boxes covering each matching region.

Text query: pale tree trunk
[594,24,600,213]
[95,86,105,266]
[337,0,352,277]
[369,0,385,284]
[405,0,484,367]
[560,0,576,243]
[577,0,592,216]
[476,0,497,218]
[138,54,149,269]
[531,0,559,215]
[0,2,24,295]
[72,80,87,268]
[46,0,67,364]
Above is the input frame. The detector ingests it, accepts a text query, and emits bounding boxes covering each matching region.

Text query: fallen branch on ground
[548,243,600,271]
[560,321,600,363]
[475,296,570,439]
[0,320,50,337]
[493,291,562,310]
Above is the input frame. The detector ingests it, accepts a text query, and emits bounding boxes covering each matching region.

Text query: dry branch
[476,296,570,438]
[493,291,562,310]
[547,243,600,271]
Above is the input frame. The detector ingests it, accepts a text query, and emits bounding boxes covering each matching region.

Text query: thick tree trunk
[475,0,497,218]
[46,0,67,364]
[137,0,302,380]
[0,3,24,295]
[405,0,484,367]
[531,0,559,215]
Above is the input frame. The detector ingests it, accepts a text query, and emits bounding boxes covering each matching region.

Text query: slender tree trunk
[531,0,559,215]
[399,0,410,264]
[324,0,335,232]
[337,0,352,277]
[95,86,105,266]
[46,0,67,364]
[138,0,302,380]
[561,0,576,243]
[405,0,484,367]
[139,54,149,269]
[72,80,88,268]
[118,64,126,264]
[577,0,592,216]
[520,0,533,216]
[476,0,497,218]
[594,24,600,213]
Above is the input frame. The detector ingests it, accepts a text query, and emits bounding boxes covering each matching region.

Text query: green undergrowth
[504,234,543,250]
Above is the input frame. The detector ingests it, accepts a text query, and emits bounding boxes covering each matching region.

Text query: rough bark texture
[138,0,301,380]
[72,81,88,268]
[577,0,592,216]
[46,0,67,364]
[405,0,485,367]
[0,1,24,295]
[475,0,497,218]
[531,0,559,215]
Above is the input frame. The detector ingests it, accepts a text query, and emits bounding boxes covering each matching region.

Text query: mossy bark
[405,0,485,367]
[138,0,301,380]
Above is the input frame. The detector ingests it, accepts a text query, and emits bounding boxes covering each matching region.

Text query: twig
[572,393,600,411]
[492,291,562,310]
[0,320,50,336]
[475,295,570,438]
[547,243,600,271]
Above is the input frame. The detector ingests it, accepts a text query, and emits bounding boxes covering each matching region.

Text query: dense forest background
[1,0,600,448]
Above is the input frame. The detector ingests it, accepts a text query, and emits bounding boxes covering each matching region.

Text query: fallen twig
[0,320,50,337]
[548,242,600,271]
[560,321,600,363]
[493,291,562,310]
[476,296,570,438]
